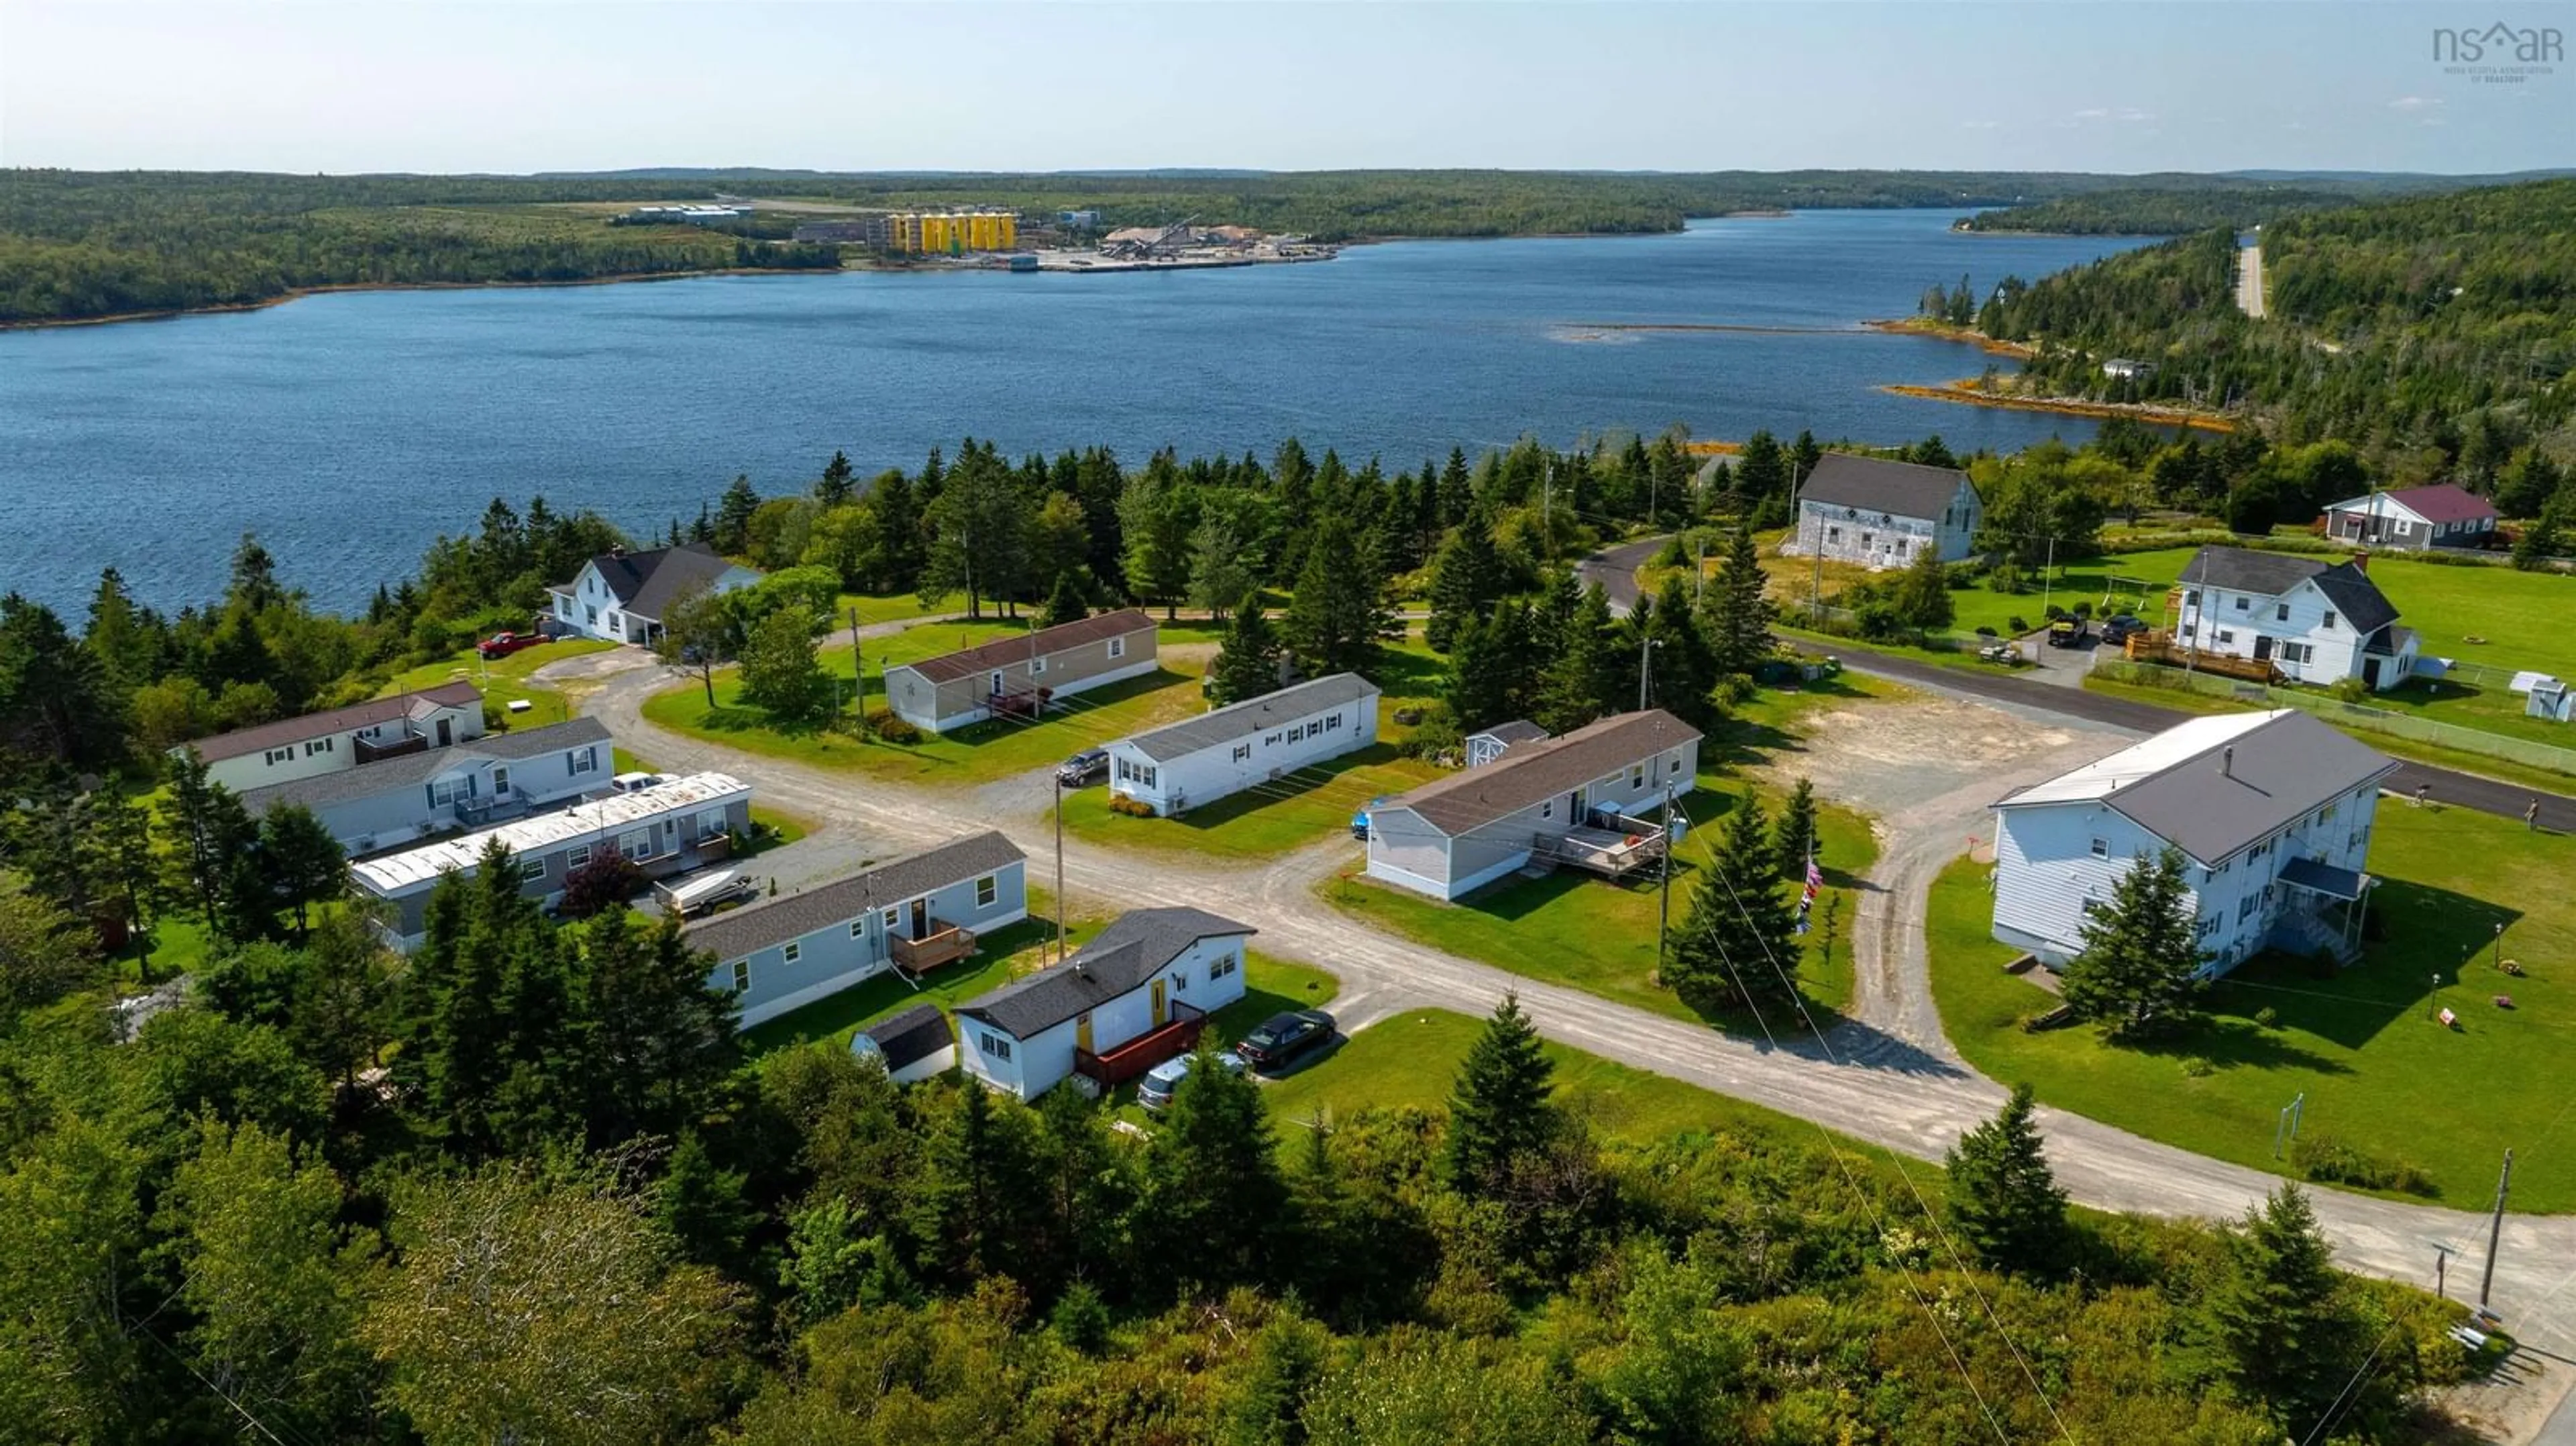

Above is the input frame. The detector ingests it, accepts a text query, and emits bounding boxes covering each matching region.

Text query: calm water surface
[0,210,2154,611]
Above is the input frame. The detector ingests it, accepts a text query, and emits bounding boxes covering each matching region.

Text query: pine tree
[2061,846,2206,1043]
[1943,1083,2068,1276]
[1770,777,1819,881]
[1283,515,1392,678]
[1666,796,1801,1017]
[1118,473,1197,619]
[1536,581,1621,734]
[655,1131,759,1276]
[1696,524,1774,676]
[713,474,761,555]
[1424,505,1505,654]
[1436,446,1474,528]
[1209,590,1282,705]
[2513,499,2565,571]
[257,804,345,942]
[1446,992,1557,1192]
[2201,1184,2367,1428]
[1442,603,1534,735]
[1141,1039,1285,1290]
[870,469,924,592]
[815,450,856,507]
[1036,572,1089,630]
[1638,576,1719,728]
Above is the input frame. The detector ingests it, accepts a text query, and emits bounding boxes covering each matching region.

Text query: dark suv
[1233,1010,1335,1072]
[2099,615,2147,645]
[1057,749,1109,787]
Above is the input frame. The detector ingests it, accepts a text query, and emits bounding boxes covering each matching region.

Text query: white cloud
[2116,107,2155,123]
[2389,95,2443,111]
[1960,119,2000,130]
[2071,107,2110,120]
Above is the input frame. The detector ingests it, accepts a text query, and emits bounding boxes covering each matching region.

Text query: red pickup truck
[476,631,544,660]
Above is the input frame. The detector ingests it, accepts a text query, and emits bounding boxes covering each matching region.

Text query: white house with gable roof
[2171,546,2416,692]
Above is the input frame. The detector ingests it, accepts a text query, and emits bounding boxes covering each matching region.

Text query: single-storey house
[351,772,752,949]
[239,717,613,854]
[2171,546,2416,691]
[851,1003,957,1084]
[2101,358,2157,381]
[882,609,1159,734]
[682,830,1028,1029]
[1106,673,1381,815]
[1990,710,2398,975]
[547,544,762,647]
[1365,709,1704,901]
[2322,484,2500,552]
[1788,454,1983,569]
[1465,719,1549,768]
[183,682,485,794]
[955,907,1254,1100]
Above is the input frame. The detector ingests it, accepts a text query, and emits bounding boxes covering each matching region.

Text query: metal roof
[189,681,482,762]
[1115,673,1381,764]
[239,717,611,816]
[349,771,749,895]
[1379,709,1702,837]
[891,609,1157,685]
[1796,453,1974,521]
[682,831,1025,960]
[1994,711,2397,866]
[855,1003,954,1070]
[2277,856,2368,901]
[957,907,1253,1039]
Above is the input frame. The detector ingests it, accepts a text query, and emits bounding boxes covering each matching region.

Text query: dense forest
[1931,178,2576,470]
[0,165,2469,324]
[1955,172,2533,236]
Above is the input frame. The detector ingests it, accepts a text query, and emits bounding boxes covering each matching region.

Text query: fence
[2092,660,2576,778]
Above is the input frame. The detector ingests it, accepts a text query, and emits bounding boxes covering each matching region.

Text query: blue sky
[3,2,2568,174]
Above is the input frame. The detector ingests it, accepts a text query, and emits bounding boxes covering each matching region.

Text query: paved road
[558,640,2576,1362]
[1578,536,2576,831]
[2240,242,2267,319]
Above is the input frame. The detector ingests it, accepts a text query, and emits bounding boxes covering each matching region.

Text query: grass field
[837,590,959,626]
[372,637,615,725]
[1319,771,1876,1027]
[1927,801,2576,1210]
[2083,670,2576,792]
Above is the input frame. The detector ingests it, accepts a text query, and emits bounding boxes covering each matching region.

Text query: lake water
[0,210,2155,613]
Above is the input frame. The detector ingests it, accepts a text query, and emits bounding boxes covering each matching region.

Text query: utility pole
[1638,635,1659,712]
[2038,533,2057,622]
[1655,784,1678,982]
[2480,1148,2513,1310]
[1694,535,1707,607]
[1053,773,1068,963]
[847,606,866,737]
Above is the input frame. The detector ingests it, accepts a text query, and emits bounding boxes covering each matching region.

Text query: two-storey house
[2172,546,2416,691]
[1788,454,1983,570]
[547,544,762,647]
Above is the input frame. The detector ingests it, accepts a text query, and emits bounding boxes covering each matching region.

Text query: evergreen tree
[1733,431,1789,509]
[0,594,121,768]
[1536,581,1623,735]
[1436,446,1474,528]
[1283,515,1393,678]
[1442,602,1534,735]
[1943,1083,2068,1277]
[1118,473,1198,619]
[1445,993,1557,1192]
[1423,505,1505,654]
[1186,507,1258,620]
[1769,777,1820,881]
[2513,499,2565,571]
[1036,571,1089,630]
[1666,796,1801,1017]
[2200,1184,2369,1429]
[1141,1040,1285,1291]
[869,468,925,592]
[1892,544,1955,637]
[2061,846,2206,1043]
[1638,577,1719,728]
[1695,525,1774,676]
[815,449,856,507]
[1209,590,1283,705]
[163,751,266,945]
[655,1130,761,1277]
[83,786,164,980]
[714,474,761,555]
[257,803,346,942]
[578,909,741,1147]
[83,566,160,694]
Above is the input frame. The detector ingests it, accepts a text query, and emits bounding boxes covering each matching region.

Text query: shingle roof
[1994,710,2398,866]
[1118,674,1381,764]
[239,717,611,816]
[189,682,484,763]
[2330,484,2498,527]
[957,907,1254,1039]
[573,544,752,622]
[1382,709,1703,836]
[856,1004,953,1070]
[682,831,1026,961]
[2180,546,2397,635]
[894,609,1157,685]
[1798,453,1974,521]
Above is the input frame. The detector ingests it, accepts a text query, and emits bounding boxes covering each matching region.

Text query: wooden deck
[891,922,977,974]
[2124,631,2282,685]
[1075,1001,1207,1087]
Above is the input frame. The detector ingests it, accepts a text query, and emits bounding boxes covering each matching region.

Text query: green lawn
[373,637,615,725]
[2366,556,2576,680]
[1927,801,2576,1210]
[837,590,960,626]
[1318,772,1876,1027]
[2084,670,2576,792]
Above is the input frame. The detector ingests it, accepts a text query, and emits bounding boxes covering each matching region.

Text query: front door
[1075,1013,1093,1053]
[435,717,453,746]
[2253,635,2275,662]
[1150,978,1168,1028]
[2363,658,2382,689]
[909,898,929,940]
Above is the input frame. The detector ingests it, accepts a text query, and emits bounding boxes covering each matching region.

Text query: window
[850,919,866,939]
[1108,636,1126,660]
[2198,913,2221,939]
[1324,713,1342,731]
[2316,803,2337,827]
[1288,724,1305,743]
[979,1032,1014,1062]
[621,827,653,860]
[2233,596,2250,612]
[2275,603,2290,621]
[519,857,547,880]
[1629,764,1646,788]
[698,809,727,840]
[782,941,801,964]
[1173,971,1188,993]
[989,670,1005,696]
[2184,589,2201,608]
[1827,525,1841,541]
[1210,953,1238,982]
[1030,655,1046,676]
[1265,732,1281,746]
[975,875,998,908]
[883,907,900,932]
[1541,798,1555,821]
[492,766,511,796]
[2238,893,2261,921]
[566,843,593,871]
[2089,837,2108,858]
[430,778,460,807]
[2216,629,2236,645]
[730,960,749,992]
[1860,532,1874,549]
[264,747,294,766]
[305,737,333,757]
[2248,838,2270,860]
[1232,743,1251,763]
[570,745,598,774]
[2322,611,2337,630]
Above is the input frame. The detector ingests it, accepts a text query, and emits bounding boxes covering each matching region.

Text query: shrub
[2293,1134,2440,1196]
[2328,676,2369,703]
[1717,673,1758,706]
[2253,1006,2279,1029]
[2043,603,2066,621]
[2006,615,2031,634]
[1108,794,1158,819]
[558,847,649,919]
[2180,1057,2214,1079]
[2072,600,2094,619]
[863,707,922,744]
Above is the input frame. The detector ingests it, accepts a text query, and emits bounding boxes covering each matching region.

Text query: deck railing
[891,921,976,974]
[1074,1000,1208,1087]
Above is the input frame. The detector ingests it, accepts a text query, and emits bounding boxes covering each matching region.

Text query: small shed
[2529,678,2573,723]
[852,1003,956,1084]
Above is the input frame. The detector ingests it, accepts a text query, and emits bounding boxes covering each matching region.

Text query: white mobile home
[955,908,1253,1100]
[1107,674,1380,815]
[1990,711,2397,975]
[682,831,1028,1029]
[882,609,1160,734]
[238,717,613,854]
[1364,709,1703,901]
[183,682,486,794]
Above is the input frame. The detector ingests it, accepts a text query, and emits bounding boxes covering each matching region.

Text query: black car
[1234,1009,1336,1072]
[1057,748,1109,787]
[2100,615,2147,644]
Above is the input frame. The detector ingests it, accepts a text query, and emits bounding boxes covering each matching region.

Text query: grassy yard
[837,590,959,626]
[373,637,615,725]
[1318,771,1876,1027]
[2365,556,2576,680]
[1927,801,2576,1210]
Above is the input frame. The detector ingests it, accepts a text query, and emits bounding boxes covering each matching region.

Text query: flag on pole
[1794,852,1823,934]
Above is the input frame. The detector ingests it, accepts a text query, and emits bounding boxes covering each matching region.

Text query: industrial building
[788,209,1022,255]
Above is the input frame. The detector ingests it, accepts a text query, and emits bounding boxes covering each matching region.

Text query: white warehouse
[1106,674,1380,815]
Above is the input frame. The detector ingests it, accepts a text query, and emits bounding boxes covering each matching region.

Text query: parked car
[610,771,667,793]
[1350,795,1389,841]
[1234,1009,1336,1073]
[1136,1050,1248,1111]
[1057,748,1110,787]
[2045,616,2088,648]
[476,630,544,659]
[2100,615,2147,645]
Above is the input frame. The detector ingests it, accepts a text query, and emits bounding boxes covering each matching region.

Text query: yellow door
[1075,1013,1093,1053]
[1151,979,1168,1027]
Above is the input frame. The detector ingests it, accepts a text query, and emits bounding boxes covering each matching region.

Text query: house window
[570,745,598,774]
[883,907,900,932]
[2249,839,2270,860]
[989,671,1005,696]
[1324,713,1341,731]
[621,827,653,860]
[1108,636,1126,660]
[2233,596,2249,612]
[1541,799,1555,821]
[430,778,460,807]
[2216,629,2235,645]
[1827,525,1841,541]
[979,1032,1014,1062]
[1173,971,1188,993]
[492,766,511,796]
[850,919,866,939]
[305,737,333,757]
[1232,743,1251,763]
[698,809,727,840]
[2238,894,2261,921]
[1288,725,1305,743]
[2184,590,2200,608]
[2322,611,2337,630]
[1265,732,1281,746]
[1210,953,1238,982]
[2316,803,2337,827]
[1629,764,1646,788]
[566,843,593,871]
[519,857,546,880]
[782,941,801,964]
[1030,655,1047,676]
[264,747,294,766]
[2089,837,2108,858]
[730,960,749,992]
[2198,913,2220,939]
[976,875,998,908]
[2275,603,2290,621]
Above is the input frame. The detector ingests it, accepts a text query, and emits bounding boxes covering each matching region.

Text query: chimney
[2221,745,2235,778]
[609,544,626,560]
[2349,553,2367,574]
